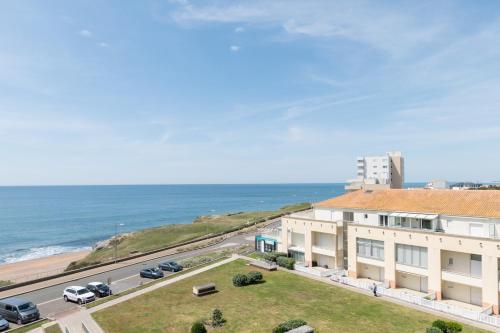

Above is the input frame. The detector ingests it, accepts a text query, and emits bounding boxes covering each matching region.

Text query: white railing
[332,276,500,327]
[294,264,337,277]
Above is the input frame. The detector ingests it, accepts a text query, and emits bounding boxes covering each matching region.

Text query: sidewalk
[47,256,238,333]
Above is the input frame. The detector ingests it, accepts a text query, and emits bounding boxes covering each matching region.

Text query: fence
[333,275,500,327]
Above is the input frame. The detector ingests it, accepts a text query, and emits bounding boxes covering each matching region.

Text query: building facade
[281,189,500,315]
[345,151,404,191]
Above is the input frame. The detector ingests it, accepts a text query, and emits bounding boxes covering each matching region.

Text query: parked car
[158,261,183,272]
[0,297,40,325]
[140,267,164,279]
[63,286,95,305]
[86,282,112,297]
[0,315,9,331]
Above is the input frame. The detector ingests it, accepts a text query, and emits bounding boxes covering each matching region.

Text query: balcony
[311,245,335,257]
[441,269,482,288]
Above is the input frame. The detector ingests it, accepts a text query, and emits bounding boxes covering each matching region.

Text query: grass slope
[93,260,487,333]
[68,203,310,270]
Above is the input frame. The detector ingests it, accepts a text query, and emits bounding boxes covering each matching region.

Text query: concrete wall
[442,281,482,306]
[441,250,472,275]
[313,253,335,268]
[357,263,384,281]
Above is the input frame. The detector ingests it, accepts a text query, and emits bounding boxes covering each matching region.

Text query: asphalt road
[11,230,259,322]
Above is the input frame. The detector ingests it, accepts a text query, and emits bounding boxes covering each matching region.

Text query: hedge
[247,271,263,283]
[232,273,249,287]
[272,319,307,333]
[276,256,295,270]
[190,320,207,333]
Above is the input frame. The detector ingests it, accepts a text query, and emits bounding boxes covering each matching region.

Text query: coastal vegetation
[92,260,486,333]
[67,202,309,270]
[0,279,12,287]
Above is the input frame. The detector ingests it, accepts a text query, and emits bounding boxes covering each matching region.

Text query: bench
[249,260,277,271]
[193,283,216,296]
[287,325,315,333]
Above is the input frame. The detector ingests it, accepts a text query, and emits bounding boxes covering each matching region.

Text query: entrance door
[420,277,428,293]
[470,287,482,306]
[470,254,482,278]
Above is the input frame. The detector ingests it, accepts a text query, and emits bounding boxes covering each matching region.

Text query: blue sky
[1,1,500,185]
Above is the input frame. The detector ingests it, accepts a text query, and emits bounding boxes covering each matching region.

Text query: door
[5,305,15,321]
[420,277,428,293]
[470,254,482,278]
[470,287,482,306]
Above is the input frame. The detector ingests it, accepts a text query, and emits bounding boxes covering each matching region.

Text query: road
[7,229,261,327]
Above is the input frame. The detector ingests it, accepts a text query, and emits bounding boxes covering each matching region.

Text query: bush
[445,321,462,333]
[232,273,249,287]
[272,319,307,333]
[426,327,443,333]
[276,256,295,270]
[190,320,207,333]
[211,308,225,327]
[432,320,447,332]
[246,271,263,283]
[431,320,462,333]
[263,252,288,262]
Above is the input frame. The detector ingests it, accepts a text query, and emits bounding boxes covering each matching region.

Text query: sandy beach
[0,250,90,284]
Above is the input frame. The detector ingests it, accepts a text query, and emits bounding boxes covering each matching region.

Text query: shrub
[232,273,249,287]
[445,321,463,333]
[263,252,288,262]
[190,320,207,333]
[432,320,447,332]
[272,319,307,333]
[426,327,443,333]
[246,271,263,283]
[276,256,295,270]
[211,308,225,327]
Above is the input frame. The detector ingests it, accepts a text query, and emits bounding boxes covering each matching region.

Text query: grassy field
[93,260,488,333]
[44,324,62,333]
[68,203,309,270]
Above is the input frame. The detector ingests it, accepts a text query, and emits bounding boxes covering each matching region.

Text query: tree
[211,308,225,327]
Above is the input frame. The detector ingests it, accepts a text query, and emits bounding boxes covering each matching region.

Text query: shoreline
[0,250,91,283]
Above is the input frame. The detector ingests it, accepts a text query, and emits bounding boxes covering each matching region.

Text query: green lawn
[69,203,309,270]
[93,260,488,333]
[0,280,12,287]
[44,323,62,333]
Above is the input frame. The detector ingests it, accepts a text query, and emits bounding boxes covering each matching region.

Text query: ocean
[0,183,423,264]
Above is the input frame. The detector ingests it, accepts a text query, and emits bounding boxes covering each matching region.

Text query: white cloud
[98,42,109,48]
[229,45,240,52]
[79,29,92,38]
[234,26,245,33]
[168,0,446,56]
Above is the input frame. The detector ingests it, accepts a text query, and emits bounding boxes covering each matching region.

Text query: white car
[63,286,96,305]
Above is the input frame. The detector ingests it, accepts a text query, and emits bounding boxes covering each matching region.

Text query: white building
[281,189,500,324]
[345,151,404,191]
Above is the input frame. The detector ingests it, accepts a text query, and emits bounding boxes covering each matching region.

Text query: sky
[1,0,500,185]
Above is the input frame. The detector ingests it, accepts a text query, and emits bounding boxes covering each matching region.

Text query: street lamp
[114,223,125,264]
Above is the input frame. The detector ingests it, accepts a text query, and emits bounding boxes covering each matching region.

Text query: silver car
[0,315,9,331]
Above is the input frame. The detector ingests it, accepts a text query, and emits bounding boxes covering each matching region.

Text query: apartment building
[345,151,404,191]
[281,189,500,315]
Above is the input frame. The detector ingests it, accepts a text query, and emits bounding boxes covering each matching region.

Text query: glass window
[401,218,411,228]
[357,238,384,260]
[396,244,427,268]
[422,219,432,230]
[471,254,481,261]
[343,212,354,222]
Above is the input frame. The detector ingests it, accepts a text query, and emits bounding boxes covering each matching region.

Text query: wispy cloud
[229,45,240,52]
[79,29,92,38]
[234,26,245,33]
[98,42,109,48]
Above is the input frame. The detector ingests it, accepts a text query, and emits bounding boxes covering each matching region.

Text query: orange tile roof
[315,189,500,219]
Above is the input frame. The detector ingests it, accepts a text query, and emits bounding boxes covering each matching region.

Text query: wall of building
[441,250,472,275]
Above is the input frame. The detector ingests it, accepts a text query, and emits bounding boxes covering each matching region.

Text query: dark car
[140,267,164,279]
[0,315,9,331]
[86,282,112,297]
[0,297,40,325]
[158,261,183,272]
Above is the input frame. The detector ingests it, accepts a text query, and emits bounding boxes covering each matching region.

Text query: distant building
[425,180,449,190]
[451,182,483,190]
[345,151,404,192]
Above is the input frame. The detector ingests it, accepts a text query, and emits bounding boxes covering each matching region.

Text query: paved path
[52,256,238,333]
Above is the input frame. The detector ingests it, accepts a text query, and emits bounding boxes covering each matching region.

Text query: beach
[0,250,90,284]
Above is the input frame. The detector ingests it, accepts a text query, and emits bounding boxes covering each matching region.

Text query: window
[471,254,481,261]
[379,215,388,226]
[343,211,354,222]
[396,244,427,268]
[364,214,368,219]
[448,258,453,265]
[422,219,432,230]
[357,238,384,260]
